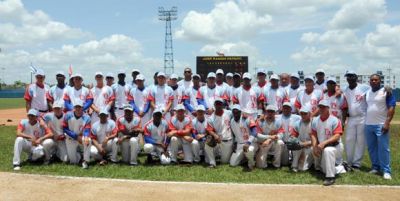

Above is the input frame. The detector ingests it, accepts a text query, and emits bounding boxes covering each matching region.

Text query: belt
[114,107,124,110]
[222,139,232,142]
[39,110,49,113]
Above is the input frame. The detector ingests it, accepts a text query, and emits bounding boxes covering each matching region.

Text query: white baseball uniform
[182,86,200,115]
[143,118,171,165]
[231,86,262,118]
[277,114,301,166]
[191,117,208,163]
[168,115,194,163]
[291,120,313,171]
[63,86,93,112]
[294,89,324,114]
[43,112,68,162]
[24,83,50,113]
[90,119,118,162]
[287,85,304,113]
[90,86,115,124]
[147,84,174,121]
[230,116,258,168]
[47,85,66,105]
[315,81,327,92]
[117,116,142,164]
[127,86,152,128]
[196,85,228,111]
[262,86,289,112]
[323,92,348,120]
[111,83,131,118]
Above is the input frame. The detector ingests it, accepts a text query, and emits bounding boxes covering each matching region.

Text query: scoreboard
[196,56,248,82]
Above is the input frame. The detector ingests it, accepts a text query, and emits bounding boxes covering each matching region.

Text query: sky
[0,0,399,86]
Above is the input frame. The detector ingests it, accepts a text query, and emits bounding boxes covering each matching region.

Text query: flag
[68,64,73,77]
[216,51,225,56]
[29,63,38,74]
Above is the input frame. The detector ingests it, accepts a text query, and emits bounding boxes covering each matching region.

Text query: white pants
[204,140,233,166]
[170,136,193,163]
[230,143,258,168]
[143,143,171,165]
[13,137,54,165]
[256,140,284,168]
[51,138,68,162]
[292,147,312,171]
[65,136,90,164]
[192,139,207,163]
[120,137,140,164]
[345,121,366,167]
[314,144,342,178]
[90,138,118,162]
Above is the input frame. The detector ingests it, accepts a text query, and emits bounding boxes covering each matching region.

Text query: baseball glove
[285,137,302,150]
[205,135,217,147]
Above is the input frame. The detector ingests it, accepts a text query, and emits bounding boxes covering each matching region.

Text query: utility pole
[387,66,392,88]
[158,6,177,75]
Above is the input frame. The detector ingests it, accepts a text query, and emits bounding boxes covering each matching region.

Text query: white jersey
[252,82,268,93]
[276,114,301,141]
[143,119,169,144]
[256,118,284,137]
[323,92,348,120]
[206,110,233,140]
[171,86,184,110]
[47,85,66,104]
[216,82,230,97]
[91,119,117,143]
[231,86,262,115]
[365,87,394,125]
[18,119,50,138]
[63,112,91,135]
[287,85,304,113]
[117,116,141,132]
[91,85,115,111]
[178,79,193,89]
[168,115,192,132]
[192,118,207,135]
[291,120,311,142]
[148,84,174,110]
[230,117,256,144]
[128,87,150,112]
[311,115,342,142]
[182,86,200,111]
[315,81,327,91]
[63,86,93,107]
[197,85,228,109]
[294,89,324,113]
[24,83,50,111]
[263,86,289,111]
[343,84,370,124]
[43,112,64,136]
[111,83,131,108]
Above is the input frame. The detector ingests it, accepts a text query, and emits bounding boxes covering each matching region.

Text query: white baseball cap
[233,73,241,78]
[214,97,224,104]
[231,104,241,111]
[132,69,140,73]
[196,105,206,111]
[73,73,83,79]
[52,101,63,109]
[290,73,300,79]
[157,72,166,77]
[73,100,84,107]
[136,74,145,81]
[153,108,163,115]
[56,71,65,77]
[299,106,311,113]
[304,75,314,82]
[207,72,216,79]
[174,104,185,111]
[282,102,292,108]
[270,74,279,80]
[226,72,233,78]
[216,69,224,75]
[35,69,45,77]
[326,77,336,84]
[27,109,39,116]
[257,68,266,75]
[95,72,104,77]
[192,74,201,79]
[242,72,252,80]
[345,70,357,76]
[99,109,109,116]
[123,104,133,111]
[318,100,330,107]
[316,69,325,74]
[170,73,178,80]
[265,105,277,112]
[106,73,114,78]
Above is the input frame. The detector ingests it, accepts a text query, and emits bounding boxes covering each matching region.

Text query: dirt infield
[0,108,25,126]
[0,172,399,201]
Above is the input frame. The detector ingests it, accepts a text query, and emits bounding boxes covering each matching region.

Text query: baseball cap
[27,109,39,116]
[73,73,83,79]
[35,69,45,77]
[299,106,311,113]
[318,100,330,108]
[157,72,166,78]
[136,74,145,81]
[304,75,314,82]
[207,72,216,79]
[216,69,224,75]
[73,100,84,107]
[326,77,336,84]
[175,104,185,111]
[265,105,277,112]
[242,72,252,80]
[345,70,357,76]
[132,69,140,73]
[52,101,63,109]
[233,73,241,78]
[95,72,104,77]
[214,97,224,104]
[192,74,201,79]
[257,68,266,75]
[56,71,65,77]
[153,108,163,115]
[99,109,109,116]
[106,73,114,78]
[170,73,178,80]
[123,104,133,111]
[117,70,125,75]
[231,104,241,111]
[226,72,233,78]
[270,74,279,80]
[196,105,206,111]
[282,102,292,108]
[290,72,300,79]
[316,69,325,74]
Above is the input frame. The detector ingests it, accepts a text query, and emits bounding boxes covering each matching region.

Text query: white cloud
[329,0,387,29]
[0,0,87,48]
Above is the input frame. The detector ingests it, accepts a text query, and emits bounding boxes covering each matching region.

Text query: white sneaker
[292,168,298,173]
[369,169,379,174]
[13,166,21,171]
[383,173,392,180]
[82,161,88,169]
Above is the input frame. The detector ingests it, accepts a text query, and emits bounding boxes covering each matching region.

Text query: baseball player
[294,75,324,117]
[314,69,327,92]
[169,74,185,116]
[231,72,262,119]
[290,106,313,172]
[127,74,151,128]
[148,72,174,121]
[191,105,208,163]
[89,109,118,165]
[197,72,228,115]
[229,105,258,171]
[24,69,50,114]
[43,101,68,162]
[204,98,233,168]
[117,105,142,165]
[63,100,91,169]
[343,71,369,170]
[276,102,301,166]
[130,69,140,88]
[215,69,230,101]
[182,74,201,116]
[143,109,171,165]
[13,109,54,170]
[168,104,194,164]
[323,77,348,122]
[311,100,344,186]
[47,71,67,108]
[63,74,93,112]
[262,74,289,113]
[90,72,115,124]
[287,73,304,113]
[177,67,193,89]
[252,68,268,92]
[105,73,114,87]
[255,105,285,169]
[112,70,132,118]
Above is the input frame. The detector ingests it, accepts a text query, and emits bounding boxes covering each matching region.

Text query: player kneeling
[89,110,118,165]
[255,105,285,169]
[13,109,55,170]
[289,106,313,172]
[191,105,208,163]
[117,105,142,166]
[229,105,258,171]
[143,109,171,165]
[168,104,194,164]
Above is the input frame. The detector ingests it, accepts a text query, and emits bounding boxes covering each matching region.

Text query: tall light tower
[159,6,177,75]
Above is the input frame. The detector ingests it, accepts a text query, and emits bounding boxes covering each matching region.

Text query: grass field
[0,98,25,110]
[0,125,399,185]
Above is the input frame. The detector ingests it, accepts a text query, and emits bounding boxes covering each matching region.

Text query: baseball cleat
[383,173,392,180]
[13,165,21,171]
[323,178,335,186]
[82,161,89,169]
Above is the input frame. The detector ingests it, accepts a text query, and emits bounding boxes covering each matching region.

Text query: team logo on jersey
[324,128,331,139]
[355,94,364,102]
